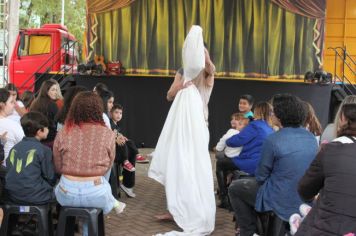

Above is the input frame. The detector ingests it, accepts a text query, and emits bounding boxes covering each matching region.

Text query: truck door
[11,32,54,91]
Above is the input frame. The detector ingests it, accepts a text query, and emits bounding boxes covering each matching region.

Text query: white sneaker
[120,185,136,198]
[114,201,126,215]
[289,213,302,235]
[299,204,312,217]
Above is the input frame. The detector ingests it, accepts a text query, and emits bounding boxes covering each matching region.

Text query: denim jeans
[55,176,117,236]
[104,168,111,181]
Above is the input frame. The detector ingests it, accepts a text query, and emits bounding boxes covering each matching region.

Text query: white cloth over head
[182,25,205,83]
[148,25,216,236]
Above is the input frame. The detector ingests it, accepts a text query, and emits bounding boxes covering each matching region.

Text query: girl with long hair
[30,79,59,147]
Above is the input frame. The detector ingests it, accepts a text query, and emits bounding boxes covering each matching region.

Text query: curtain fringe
[312,19,323,67]
[124,68,305,79]
[87,13,98,61]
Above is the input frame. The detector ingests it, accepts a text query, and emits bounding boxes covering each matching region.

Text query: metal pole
[334,49,337,83]
[61,0,64,25]
[342,47,346,87]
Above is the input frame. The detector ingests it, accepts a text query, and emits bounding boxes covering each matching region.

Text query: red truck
[9,24,78,92]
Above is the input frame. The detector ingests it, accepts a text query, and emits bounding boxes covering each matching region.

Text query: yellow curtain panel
[29,35,51,55]
[92,0,322,78]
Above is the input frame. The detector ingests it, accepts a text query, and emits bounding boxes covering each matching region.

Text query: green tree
[19,0,86,60]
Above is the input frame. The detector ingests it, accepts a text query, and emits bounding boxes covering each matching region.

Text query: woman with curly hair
[229,94,318,236]
[53,91,125,236]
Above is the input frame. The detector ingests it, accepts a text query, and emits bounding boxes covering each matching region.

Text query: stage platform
[59,74,333,148]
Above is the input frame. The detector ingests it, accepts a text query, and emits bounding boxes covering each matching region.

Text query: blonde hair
[334,95,356,134]
[254,102,273,126]
[231,112,245,121]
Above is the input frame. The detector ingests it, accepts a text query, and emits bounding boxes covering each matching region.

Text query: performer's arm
[204,48,215,87]
[167,71,184,101]
[167,72,192,102]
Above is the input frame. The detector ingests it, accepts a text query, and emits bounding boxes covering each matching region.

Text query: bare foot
[154,212,173,221]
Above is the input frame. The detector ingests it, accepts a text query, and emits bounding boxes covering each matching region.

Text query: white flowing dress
[148,25,216,236]
[148,84,215,236]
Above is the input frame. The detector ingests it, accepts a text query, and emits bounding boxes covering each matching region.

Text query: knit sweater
[53,123,116,177]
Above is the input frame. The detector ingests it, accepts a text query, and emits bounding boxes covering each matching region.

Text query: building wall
[324,0,356,83]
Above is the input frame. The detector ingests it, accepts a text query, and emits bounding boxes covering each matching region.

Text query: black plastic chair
[0,204,53,236]
[257,212,289,236]
[56,207,105,236]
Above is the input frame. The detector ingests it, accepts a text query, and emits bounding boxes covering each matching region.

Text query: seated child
[5,112,56,204]
[215,113,249,208]
[216,113,249,158]
[238,94,254,118]
[110,104,135,172]
[110,104,148,198]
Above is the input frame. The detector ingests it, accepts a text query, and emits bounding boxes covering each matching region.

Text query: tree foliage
[19,0,86,51]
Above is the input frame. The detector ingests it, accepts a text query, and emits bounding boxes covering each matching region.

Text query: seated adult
[320,95,356,143]
[228,94,318,236]
[296,103,356,235]
[216,102,274,208]
[53,91,125,236]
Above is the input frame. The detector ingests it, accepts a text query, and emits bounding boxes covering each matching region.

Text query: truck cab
[9,24,77,92]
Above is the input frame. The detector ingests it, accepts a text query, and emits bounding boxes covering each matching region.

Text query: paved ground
[104,148,236,236]
[0,149,236,235]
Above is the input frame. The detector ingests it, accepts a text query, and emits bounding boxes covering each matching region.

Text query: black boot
[218,195,231,209]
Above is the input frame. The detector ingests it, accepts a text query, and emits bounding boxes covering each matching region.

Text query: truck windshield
[18,34,51,56]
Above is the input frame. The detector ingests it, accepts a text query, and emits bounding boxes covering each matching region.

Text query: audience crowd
[0,80,355,236]
[0,81,150,236]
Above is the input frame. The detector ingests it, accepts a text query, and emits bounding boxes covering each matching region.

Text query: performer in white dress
[148,25,216,236]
